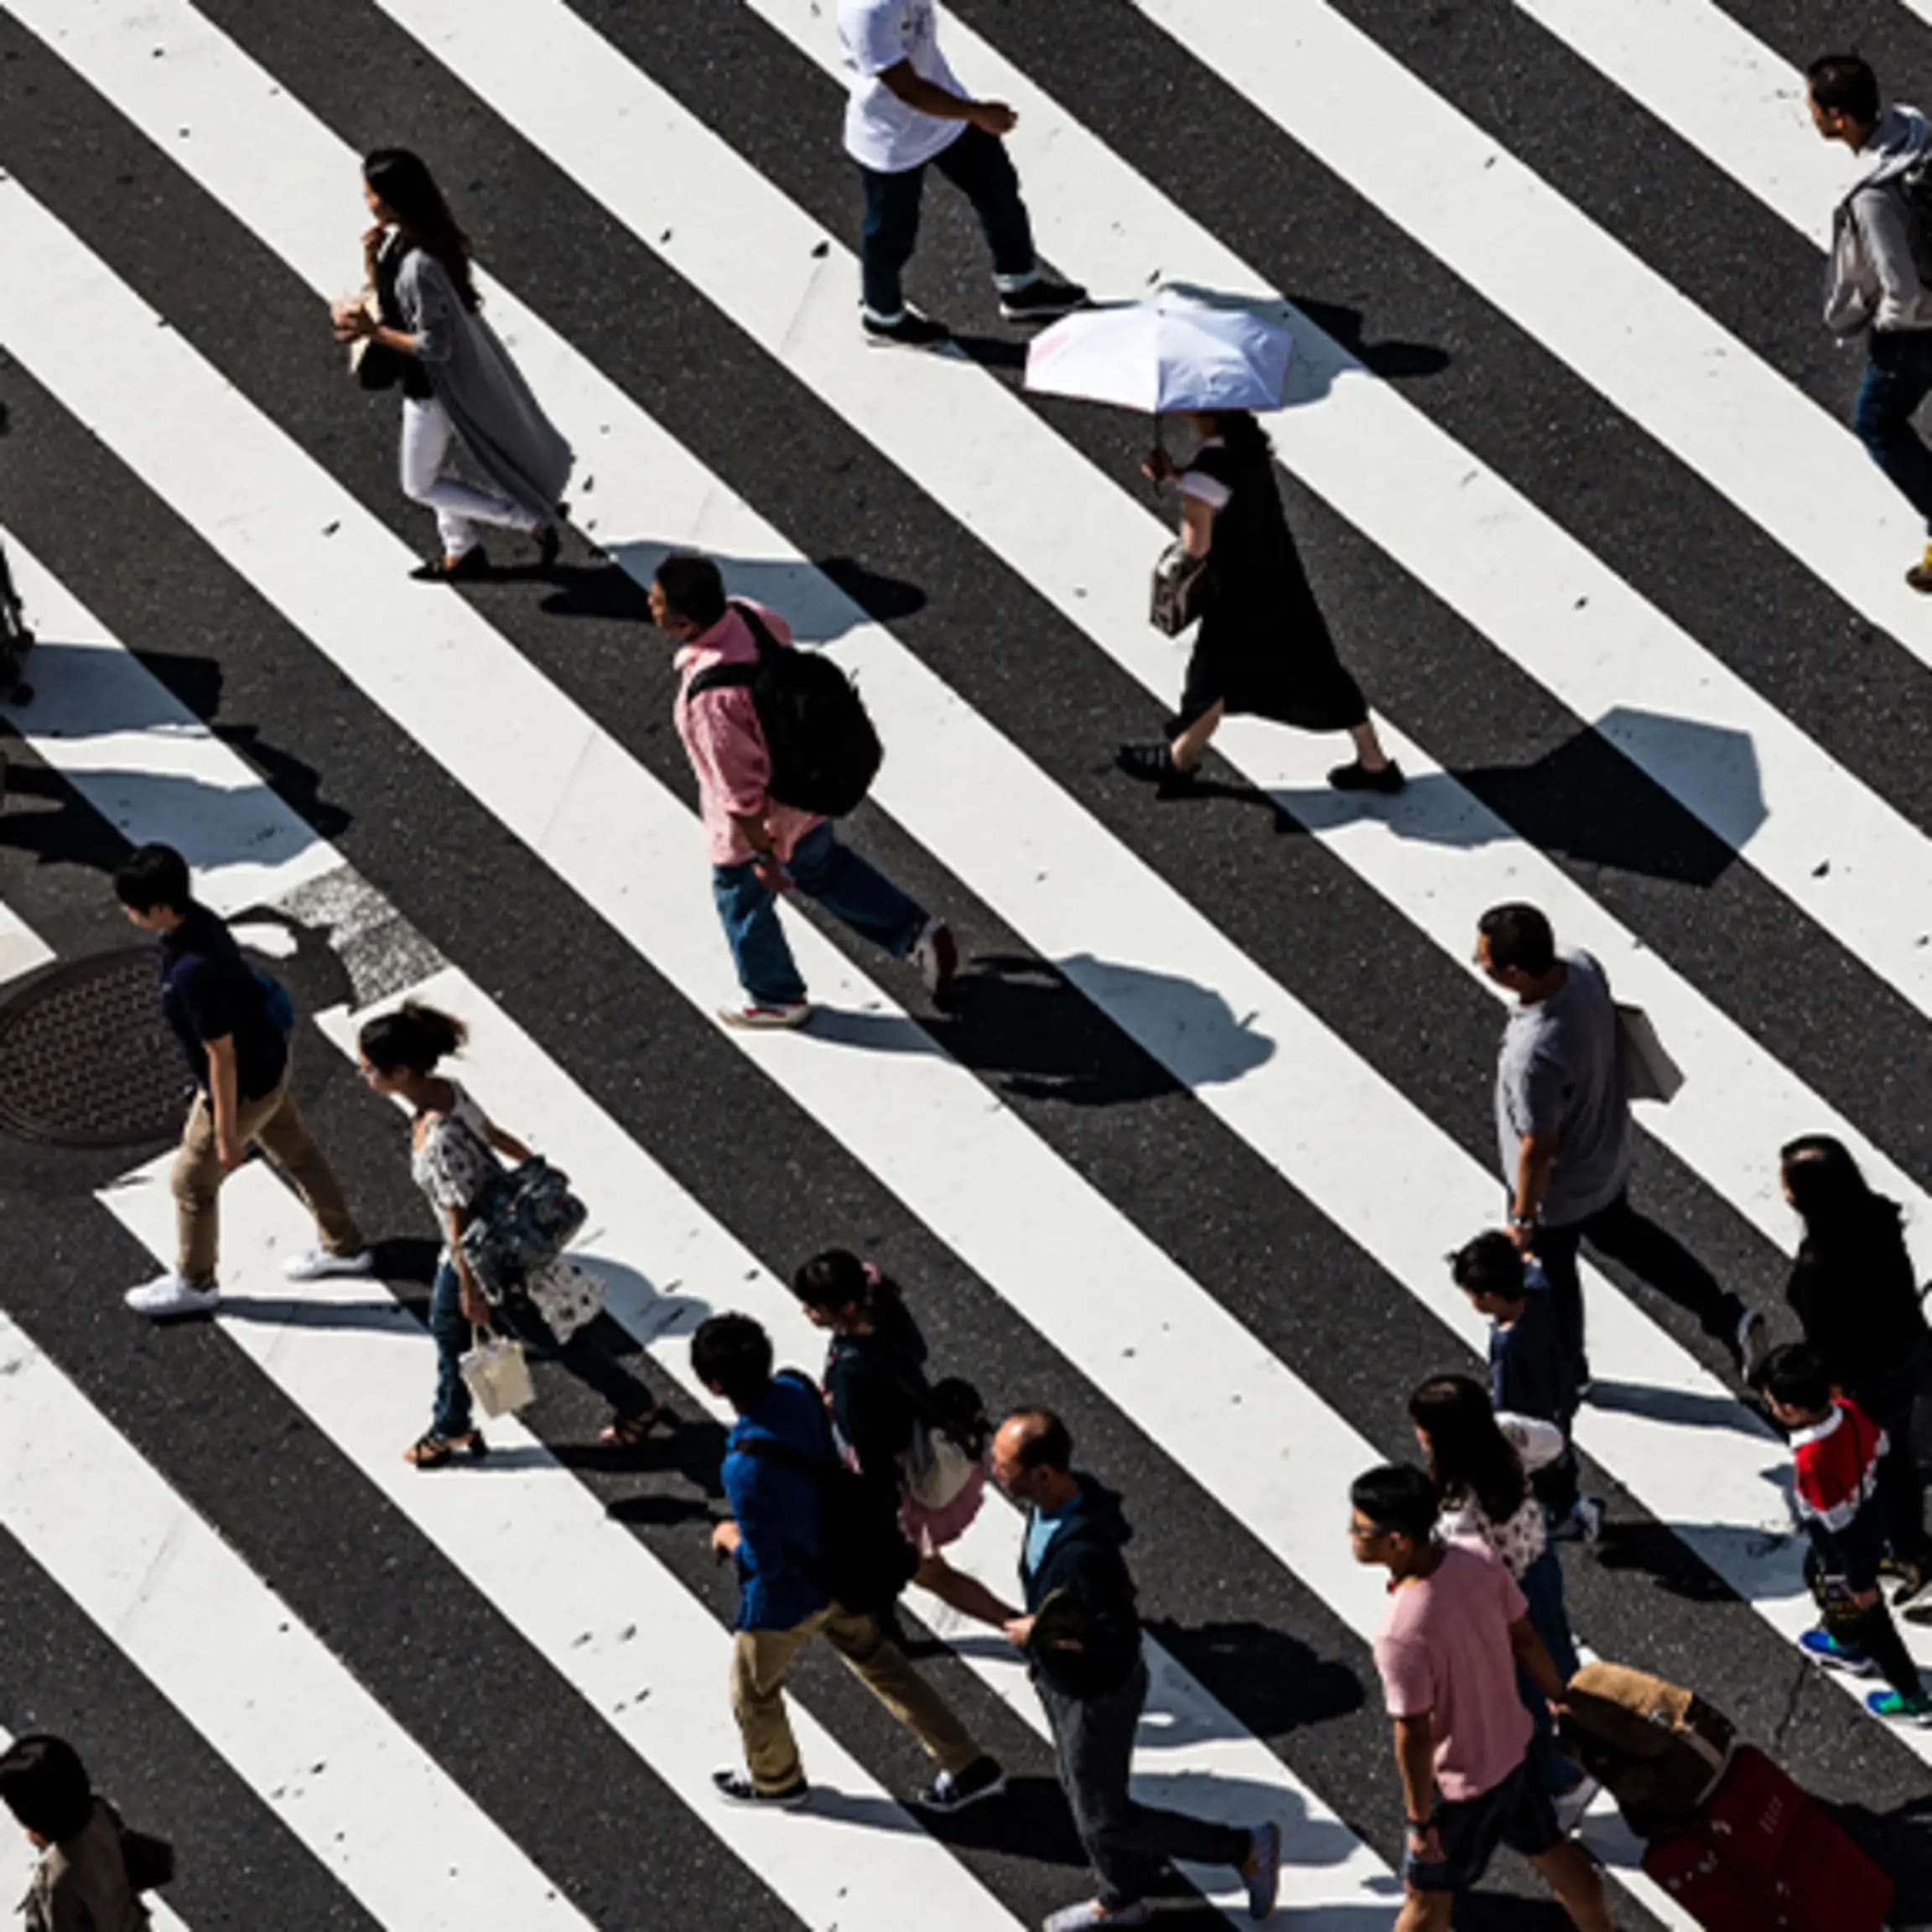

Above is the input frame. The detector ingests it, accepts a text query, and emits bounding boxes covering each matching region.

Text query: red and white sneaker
[718,1000,813,1031]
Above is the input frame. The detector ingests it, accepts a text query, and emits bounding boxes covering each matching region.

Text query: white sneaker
[282,1247,375,1282]
[1554,1774,1602,1836]
[910,917,958,998]
[124,1272,221,1318]
[718,1000,813,1031]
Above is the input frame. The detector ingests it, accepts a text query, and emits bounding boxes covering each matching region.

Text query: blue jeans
[1854,328,1932,530]
[1515,1545,1584,1791]
[428,1259,655,1439]
[711,820,927,1006]
[859,124,1036,321]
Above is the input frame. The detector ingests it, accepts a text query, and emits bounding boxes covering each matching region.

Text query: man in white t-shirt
[836,0,1084,346]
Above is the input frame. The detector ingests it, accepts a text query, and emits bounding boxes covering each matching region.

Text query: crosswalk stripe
[8,33,1930,1784]
[1509,0,1852,239]
[0,1726,191,1932]
[0,527,1401,1918]
[0,1313,591,1931]
[0,899,54,989]
[380,0,1932,1036]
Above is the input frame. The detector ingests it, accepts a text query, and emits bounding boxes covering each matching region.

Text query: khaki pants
[730,1602,980,1793]
[173,1054,362,1285]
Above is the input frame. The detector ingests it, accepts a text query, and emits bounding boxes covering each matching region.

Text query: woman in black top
[1117,410,1402,795]
[1782,1134,1932,1587]
[791,1250,989,1615]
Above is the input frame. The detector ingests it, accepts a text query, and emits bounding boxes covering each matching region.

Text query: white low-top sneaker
[124,1272,221,1318]
[283,1247,376,1282]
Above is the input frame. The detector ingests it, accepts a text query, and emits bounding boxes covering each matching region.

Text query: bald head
[991,1407,1078,1507]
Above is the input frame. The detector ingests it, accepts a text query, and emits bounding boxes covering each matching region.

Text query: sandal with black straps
[404,1431,489,1469]
[599,1405,667,1448]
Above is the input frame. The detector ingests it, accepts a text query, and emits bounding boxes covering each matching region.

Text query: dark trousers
[1853,327,1932,531]
[858,125,1036,320]
[1038,1659,1249,1909]
[428,1259,653,1439]
[1865,1367,1932,1569]
[1535,1189,1742,1379]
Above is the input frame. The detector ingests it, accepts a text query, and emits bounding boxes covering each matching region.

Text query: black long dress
[1166,418,1368,737]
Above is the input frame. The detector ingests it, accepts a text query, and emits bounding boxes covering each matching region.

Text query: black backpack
[737,1387,917,1616]
[685,600,882,817]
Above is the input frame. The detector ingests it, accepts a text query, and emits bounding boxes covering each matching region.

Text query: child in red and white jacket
[1759,1343,1932,1725]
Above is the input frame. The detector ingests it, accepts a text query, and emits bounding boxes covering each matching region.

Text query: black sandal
[600,1405,666,1448]
[409,547,490,583]
[404,1431,488,1469]
[1115,741,1198,796]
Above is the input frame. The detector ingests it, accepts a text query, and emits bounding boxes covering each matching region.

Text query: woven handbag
[1150,539,1210,636]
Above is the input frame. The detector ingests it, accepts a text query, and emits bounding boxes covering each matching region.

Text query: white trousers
[398,394,538,555]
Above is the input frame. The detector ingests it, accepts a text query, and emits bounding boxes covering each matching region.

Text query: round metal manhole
[0,948,190,1149]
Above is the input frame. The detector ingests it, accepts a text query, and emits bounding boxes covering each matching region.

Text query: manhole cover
[0,948,190,1149]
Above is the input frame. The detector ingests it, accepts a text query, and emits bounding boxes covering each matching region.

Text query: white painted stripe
[0,1726,190,1932]
[97,1168,1024,1932]
[314,969,1403,1922]
[0,899,54,988]
[2,60,1919,1806]
[1509,0,1855,240]
[0,525,1367,1921]
[1903,0,1932,30]
[0,1317,589,1931]
[367,0,1932,1033]
[41,0,1926,1292]
[1112,0,1932,649]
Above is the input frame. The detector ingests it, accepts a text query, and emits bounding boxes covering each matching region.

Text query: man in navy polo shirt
[114,844,369,1317]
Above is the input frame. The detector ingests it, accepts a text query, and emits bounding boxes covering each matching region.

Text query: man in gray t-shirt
[1477,903,1761,1384]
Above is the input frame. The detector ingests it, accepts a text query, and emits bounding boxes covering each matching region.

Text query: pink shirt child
[1372,1543,1534,1802]
[673,600,824,869]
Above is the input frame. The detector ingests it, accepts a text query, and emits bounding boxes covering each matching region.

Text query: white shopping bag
[1616,1003,1685,1105]
[460,1329,536,1419]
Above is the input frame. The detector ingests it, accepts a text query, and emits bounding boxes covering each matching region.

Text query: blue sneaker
[1867,1686,1932,1724]
[1799,1628,1877,1675]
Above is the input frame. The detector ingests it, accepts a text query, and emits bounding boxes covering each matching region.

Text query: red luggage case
[1641,1747,1894,1931]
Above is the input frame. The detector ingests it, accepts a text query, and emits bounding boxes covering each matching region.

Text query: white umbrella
[1022,295,1293,415]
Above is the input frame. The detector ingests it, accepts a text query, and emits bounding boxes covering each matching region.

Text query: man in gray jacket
[1810,55,1932,589]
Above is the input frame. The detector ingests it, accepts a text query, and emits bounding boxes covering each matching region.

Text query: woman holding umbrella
[1120,408,1401,794]
[1024,294,1400,795]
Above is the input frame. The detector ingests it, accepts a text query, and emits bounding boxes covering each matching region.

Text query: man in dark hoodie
[694,1313,1003,1812]
[1810,55,1932,589]
[984,1409,1281,1930]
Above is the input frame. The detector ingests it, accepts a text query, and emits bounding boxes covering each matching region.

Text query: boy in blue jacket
[693,1313,1003,1810]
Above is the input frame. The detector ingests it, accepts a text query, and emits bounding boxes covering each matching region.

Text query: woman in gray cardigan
[333,148,572,582]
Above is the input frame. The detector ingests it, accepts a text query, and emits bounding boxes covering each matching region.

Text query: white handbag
[460,1327,536,1419]
[1615,1002,1685,1105]
[902,1420,979,1511]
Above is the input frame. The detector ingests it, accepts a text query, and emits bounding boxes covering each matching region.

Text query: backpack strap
[728,598,782,659]
[684,601,781,699]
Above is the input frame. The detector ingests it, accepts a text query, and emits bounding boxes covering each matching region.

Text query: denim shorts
[1403,1747,1563,1893]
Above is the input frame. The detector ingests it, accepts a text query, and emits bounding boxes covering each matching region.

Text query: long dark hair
[1782,1135,1903,1253]
[1408,1374,1528,1524]
[363,148,480,312]
[359,1000,467,1077]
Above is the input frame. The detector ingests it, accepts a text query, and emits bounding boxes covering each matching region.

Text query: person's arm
[875,58,1015,134]
[479,1116,536,1165]
[443,1203,491,1326]
[1177,494,1217,558]
[203,1034,247,1170]
[686,686,788,890]
[1856,188,1928,331]
[1508,1613,1567,1706]
[1390,1711,1444,1864]
[948,1570,1024,1628]
[1509,1130,1559,1251]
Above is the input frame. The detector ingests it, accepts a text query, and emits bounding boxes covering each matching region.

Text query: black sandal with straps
[404,1431,489,1470]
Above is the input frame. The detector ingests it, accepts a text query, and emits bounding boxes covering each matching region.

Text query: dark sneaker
[1907,543,1932,593]
[1116,741,1198,797]
[1241,1820,1281,1920]
[1000,277,1088,323]
[1327,759,1405,794]
[914,1754,1005,1814]
[1892,1561,1932,1613]
[863,309,952,349]
[712,1767,809,1807]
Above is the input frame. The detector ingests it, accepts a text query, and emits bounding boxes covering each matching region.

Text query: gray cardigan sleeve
[1852,184,1929,331]
[397,251,464,366]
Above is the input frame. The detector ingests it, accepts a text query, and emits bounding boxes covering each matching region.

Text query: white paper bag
[460,1332,536,1418]
[1616,1003,1685,1105]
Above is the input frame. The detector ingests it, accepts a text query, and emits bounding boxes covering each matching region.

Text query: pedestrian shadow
[1584,1377,1776,1440]
[925,951,1273,1102]
[1145,1618,1364,1739]
[579,545,928,641]
[1834,1793,1932,1921]
[1590,1512,1805,1606]
[1260,710,1766,888]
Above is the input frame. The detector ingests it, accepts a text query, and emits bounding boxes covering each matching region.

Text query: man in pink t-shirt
[652,554,956,1029]
[1348,1465,1611,1931]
